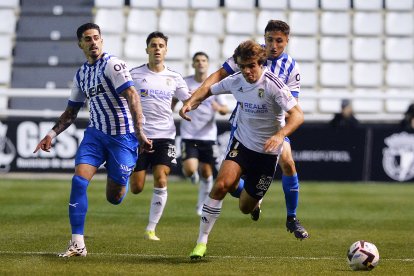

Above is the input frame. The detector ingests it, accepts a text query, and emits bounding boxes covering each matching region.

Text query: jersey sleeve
[270,78,297,112]
[68,71,86,108]
[222,56,240,75]
[286,62,301,98]
[105,58,135,94]
[174,75,191,101]
[211,76,232,95]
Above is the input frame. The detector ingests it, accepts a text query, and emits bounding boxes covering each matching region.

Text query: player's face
[236,57,263,84]
[146,37,167,64]
[78,29,103,62]
[264,31,289,59]
[192,55,209,74]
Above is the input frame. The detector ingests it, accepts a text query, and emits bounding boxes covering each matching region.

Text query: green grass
[0,178,413,275]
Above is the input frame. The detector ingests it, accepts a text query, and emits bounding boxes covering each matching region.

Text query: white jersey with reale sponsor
[223,51,300,97]
[180,75,227,141]
[69,52,136,135]
[210,67,297,155]
[130,64,190,139]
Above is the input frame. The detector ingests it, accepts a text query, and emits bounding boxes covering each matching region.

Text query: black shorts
[226,138,278,199]
[134,139,177,171]
[181,139,216,165]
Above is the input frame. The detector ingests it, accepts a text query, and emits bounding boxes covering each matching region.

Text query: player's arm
[179,68,229,120]
[121,86,152,152]
[264,104,304,153]
[33,105,81,153]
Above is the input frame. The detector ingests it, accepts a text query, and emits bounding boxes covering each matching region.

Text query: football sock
[146,187,167,231]
[197,196,223,244]
[282,174,299,217]
[230,178,244,198]
[69,175,89,235]
[71,234,85,248]
[197,175,213,211]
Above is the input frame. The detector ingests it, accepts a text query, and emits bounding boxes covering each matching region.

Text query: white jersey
[180,75,227,141]
[69,53,135,135]
[130,64,190,139]
[210,68,297,155]
[223,51,300,97]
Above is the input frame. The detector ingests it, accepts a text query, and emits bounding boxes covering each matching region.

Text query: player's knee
[106,191,125,205]
[130,182,144,194]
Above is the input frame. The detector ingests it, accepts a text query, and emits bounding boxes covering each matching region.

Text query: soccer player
[180,40,304,259]
[180,52,229,215]
[182,20,309,240]
[129,31,191,241]
[33,23,151,258]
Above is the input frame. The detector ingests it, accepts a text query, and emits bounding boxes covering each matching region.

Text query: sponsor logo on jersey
[140,89,149,97]
[382,132,414,181]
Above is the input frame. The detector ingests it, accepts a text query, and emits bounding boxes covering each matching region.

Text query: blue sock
[282,174,299,217]
[69,175,89,235]
[230,178,244,198]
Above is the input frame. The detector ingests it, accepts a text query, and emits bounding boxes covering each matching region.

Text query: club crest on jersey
[258,88,264,98]
[166,78,172,86]
[140,89,148,97]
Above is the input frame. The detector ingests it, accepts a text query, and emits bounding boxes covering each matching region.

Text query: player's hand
[33,135,53,153]
[264,133,284,153]
[137,133,153,154]
[179,102,193,121]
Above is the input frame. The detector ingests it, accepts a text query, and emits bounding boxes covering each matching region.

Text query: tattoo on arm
[122,87,144,134]
[51,106,81,135]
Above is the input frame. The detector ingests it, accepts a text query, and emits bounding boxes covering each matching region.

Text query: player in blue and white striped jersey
[34,23,151,258]
[181,20,308,240]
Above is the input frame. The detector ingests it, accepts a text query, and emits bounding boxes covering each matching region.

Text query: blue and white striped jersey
[69,53,136,135]
[223,51,300,98]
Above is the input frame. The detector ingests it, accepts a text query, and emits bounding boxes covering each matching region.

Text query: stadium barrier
[0,117,413,182]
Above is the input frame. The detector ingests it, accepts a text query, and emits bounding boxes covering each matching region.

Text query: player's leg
[195,141,215,216]
[59,127,103,258]
[105,132,138,204]
[279,139,309,240]
[190,159,242,259]
[197,162,213,216]
[181,139,200,184]
[144,139,176,241]
[144,164,170,241]
[130,149,150,194]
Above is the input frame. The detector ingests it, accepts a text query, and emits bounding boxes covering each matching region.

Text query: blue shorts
[75,127,138,185]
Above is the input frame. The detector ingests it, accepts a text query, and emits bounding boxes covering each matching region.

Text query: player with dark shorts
[135,139,177,171]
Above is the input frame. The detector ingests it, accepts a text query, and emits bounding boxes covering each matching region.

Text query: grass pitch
[0,177,413,275]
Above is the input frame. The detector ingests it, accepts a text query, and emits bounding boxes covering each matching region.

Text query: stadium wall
[1,117,413,182]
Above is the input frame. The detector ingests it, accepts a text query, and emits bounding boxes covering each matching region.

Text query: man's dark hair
[233,40,267,66]
[192,51,209,61]
[146,31,168,46]
[77,23,101,41]
[264,20,290,36]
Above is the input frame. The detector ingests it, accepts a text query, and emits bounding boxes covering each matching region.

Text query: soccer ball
[347,240,379,271]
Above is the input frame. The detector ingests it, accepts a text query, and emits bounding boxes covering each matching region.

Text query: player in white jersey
[129,31,191,241]
[179,52,229,216]
[34,23,150,258]
[182,20,309,240]
[179,40,304,259]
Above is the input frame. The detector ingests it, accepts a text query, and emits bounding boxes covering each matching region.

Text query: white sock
[146,187,167,232]
[197,175,213,214]
[197,196,223,244]
[71,234,85,248]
